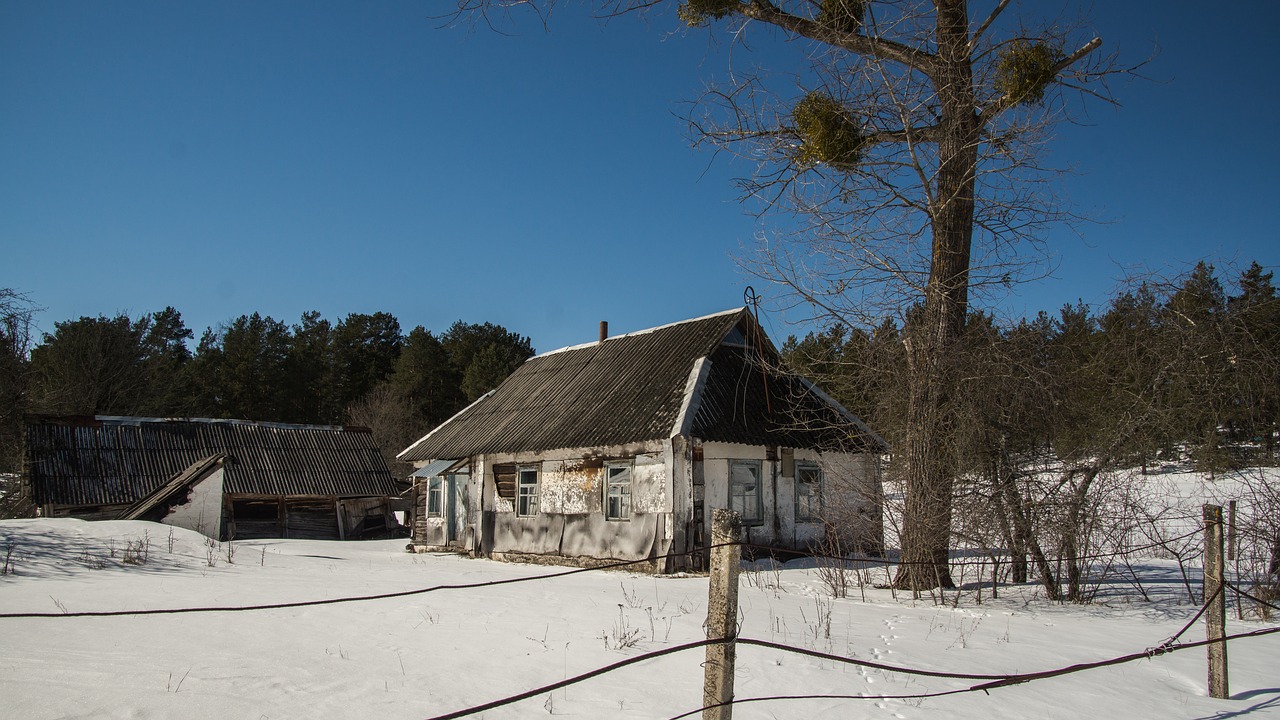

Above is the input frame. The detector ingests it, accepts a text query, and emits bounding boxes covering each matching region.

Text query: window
[605,463,632,521]
[795,462,822,523]
[516,465,539,517]
[426,477,444,518]
[729,460,762,523]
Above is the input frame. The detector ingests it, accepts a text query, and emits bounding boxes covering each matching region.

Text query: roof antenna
[743,286,772,414]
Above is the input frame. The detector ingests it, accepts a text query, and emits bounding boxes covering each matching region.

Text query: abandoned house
[23,415,404,541]
[398,308,887,572]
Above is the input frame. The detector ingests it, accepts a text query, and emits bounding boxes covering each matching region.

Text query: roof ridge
[29,415,353,433]
[534,307,745,358]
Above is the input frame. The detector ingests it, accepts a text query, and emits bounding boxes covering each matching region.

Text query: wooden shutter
[493,464,516,501]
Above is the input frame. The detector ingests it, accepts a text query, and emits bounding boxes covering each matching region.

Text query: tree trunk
[1062,465,1100,602]
[893,0,978,591]
[994,463,1030,584]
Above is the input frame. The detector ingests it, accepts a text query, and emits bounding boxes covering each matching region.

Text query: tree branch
[977,36,1102,125]
[968,0,1009,53]
[738,0,937,78]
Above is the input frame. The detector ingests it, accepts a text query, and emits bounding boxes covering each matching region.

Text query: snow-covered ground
[2,511,1277,720]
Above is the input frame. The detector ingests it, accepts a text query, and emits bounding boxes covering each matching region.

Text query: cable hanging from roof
[744,286,772,415]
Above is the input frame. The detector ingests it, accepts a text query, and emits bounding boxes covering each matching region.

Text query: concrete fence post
[703,508,743,720]
[1204,503,1229,699]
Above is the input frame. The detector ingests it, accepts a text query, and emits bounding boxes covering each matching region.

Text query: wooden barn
[399,308,887,572]
[23,415,404,541]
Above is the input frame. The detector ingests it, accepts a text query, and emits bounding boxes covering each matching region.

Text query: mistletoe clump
[996,40,1060,106]
[792,91,863,171]
[677,0,740,27]
[817,0,865,34]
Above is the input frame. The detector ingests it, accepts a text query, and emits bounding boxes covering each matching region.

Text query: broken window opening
[494,464,517,501]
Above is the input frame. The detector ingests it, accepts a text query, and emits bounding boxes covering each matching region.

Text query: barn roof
[25,416,400,508]
[399,308,885,462]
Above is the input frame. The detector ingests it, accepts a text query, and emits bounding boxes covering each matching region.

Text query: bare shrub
[122,531,150,566]
[603,606,643,650]
[811,522,851,599]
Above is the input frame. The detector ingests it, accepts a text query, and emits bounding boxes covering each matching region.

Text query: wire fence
[3,534,1277,719]
[426,580,1280,720]
[0,525,1215,619]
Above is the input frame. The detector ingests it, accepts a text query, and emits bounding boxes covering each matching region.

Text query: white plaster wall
[481,442,667,516]
[540,459,603,514]
[814,452,882,550]
[632,452,669,514]
[700,444,883,550]
[701,443,776,543]
[475,442,672,562]
[161,467,224,538]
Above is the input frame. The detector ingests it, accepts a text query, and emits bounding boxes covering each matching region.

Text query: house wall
[160,467,225,538]
[450,441,674,567]
[814,452,884,553]
[408,440,882,570]
[700,442,882,554]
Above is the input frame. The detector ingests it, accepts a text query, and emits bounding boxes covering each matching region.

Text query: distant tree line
[0,301,533,482]
[784,260,1280,600]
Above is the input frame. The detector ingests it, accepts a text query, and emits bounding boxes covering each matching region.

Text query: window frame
[794,461,822,523]
[604,462,633,521]
[728,459,763,524]
[426,476,444,518]
[516,465,540,517]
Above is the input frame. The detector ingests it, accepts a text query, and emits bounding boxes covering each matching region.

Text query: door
[446,473,467,544]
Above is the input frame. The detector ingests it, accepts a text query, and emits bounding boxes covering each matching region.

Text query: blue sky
[3,1,1277,353]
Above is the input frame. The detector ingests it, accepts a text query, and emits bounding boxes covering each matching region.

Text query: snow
[2,486,1279,719]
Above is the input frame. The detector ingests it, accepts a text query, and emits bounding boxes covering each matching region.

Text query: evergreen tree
[1162,263,1234,471]
[440,321,534,402]
[190,313,292,421]
[390,326,463,426]
[136,306,195,416]
[29,314,149,415]
[1228,262,1280,459]
[283,311,337,423]
[332,312,403,412]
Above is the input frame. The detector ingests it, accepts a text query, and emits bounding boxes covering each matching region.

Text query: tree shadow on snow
[0,521,212,579]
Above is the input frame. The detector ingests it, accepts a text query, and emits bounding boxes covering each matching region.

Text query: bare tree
[0,289,38,481]
[451,0,1128,588]
[347,383,420,480]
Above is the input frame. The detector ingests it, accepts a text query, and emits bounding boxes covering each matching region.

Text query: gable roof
[399,309,886,462]
[25,416,400,508]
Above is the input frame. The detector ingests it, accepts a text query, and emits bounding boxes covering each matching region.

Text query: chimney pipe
[599,321,608,343]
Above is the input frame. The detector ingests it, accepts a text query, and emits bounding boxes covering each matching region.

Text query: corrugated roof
[399,309,885,462]
[411,458,462,478]
[400,310,744,461]
[692,343,885,452]
[25,417,400,507]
